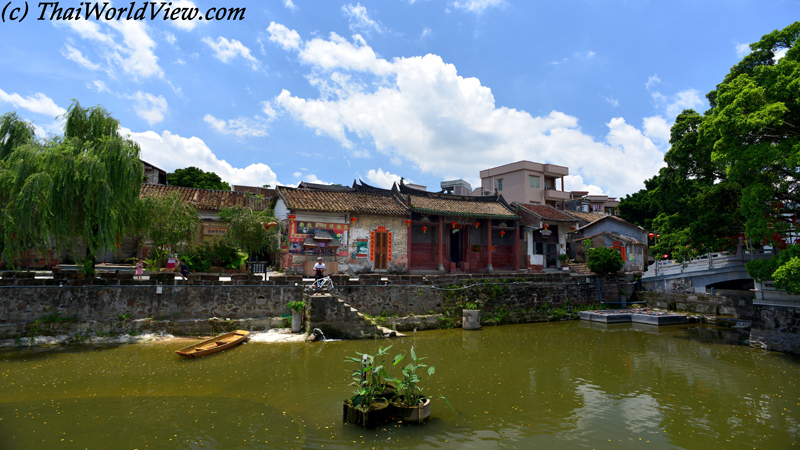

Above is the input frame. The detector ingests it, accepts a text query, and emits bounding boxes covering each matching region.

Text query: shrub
[773,257,800,295]
[746,243,800,283]
[587,247,624,275]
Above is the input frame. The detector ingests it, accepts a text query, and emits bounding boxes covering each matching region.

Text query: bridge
[641,248,772,295]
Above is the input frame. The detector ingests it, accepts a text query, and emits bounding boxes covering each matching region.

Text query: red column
[437,216,444,272]
[514,222,520,271]
[406,217,412,272]
[487,219,493,272]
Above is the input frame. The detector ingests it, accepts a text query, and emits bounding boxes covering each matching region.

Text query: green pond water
[1,321,799,450]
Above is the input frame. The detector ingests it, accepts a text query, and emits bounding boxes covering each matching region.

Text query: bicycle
[304,276,338,295]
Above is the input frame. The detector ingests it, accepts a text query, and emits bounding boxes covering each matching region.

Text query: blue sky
[0,0,796,198]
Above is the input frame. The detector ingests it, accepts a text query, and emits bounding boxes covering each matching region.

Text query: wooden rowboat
[175,330,250,357]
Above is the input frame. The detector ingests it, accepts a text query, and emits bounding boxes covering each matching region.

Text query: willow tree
[0,101,144,272]
[218,205,279,257]
[137,191,200,269]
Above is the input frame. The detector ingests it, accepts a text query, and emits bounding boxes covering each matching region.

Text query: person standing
[166,253,176,273]
[314,257,326,280]
[135,258,144,280]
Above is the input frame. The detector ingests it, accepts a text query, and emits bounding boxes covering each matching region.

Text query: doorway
[449,228,463,265]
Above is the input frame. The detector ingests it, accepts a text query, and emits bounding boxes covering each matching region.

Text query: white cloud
[175,58,186,65]
[164,31,176,45]
[61,19,163,80]
[664,88,704,118]
[365,168,403,188]
[450,0,506,14]
[293,171,302,178]
[203,114,269,138]
[773,47,788,62]
[642,115,671,144]
[169,0,202,31]
[261,102,278,120]
[270,26,668,197]
[299,32,394,75]
[563,175,604,195]
[267,22,302,51]
[303,174,330,184]
[121,127,279,187]
[342,3,383,35]
[88,80,109,93]
[284,0,297,10]
[202,36,260,70]
[421,27,432,39]
[0,89,66,117]
[645,74,661,90]
[62,45,100,70]
[604,96,619,107]
[735,43,750,58]
[130,91,168,125]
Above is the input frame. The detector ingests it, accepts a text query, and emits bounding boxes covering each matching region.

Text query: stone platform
[579,309,688,326]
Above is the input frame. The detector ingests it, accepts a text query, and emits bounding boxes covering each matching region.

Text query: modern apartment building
[479,161,570,208]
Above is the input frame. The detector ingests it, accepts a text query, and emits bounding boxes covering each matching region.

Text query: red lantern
[569,225,576,231]
[405,219,412,227]
[662,254,668,259]
[648,233,655,238]
[451,221,457,228]
[542,223,549,229]
[288,214,296,221]
[500,230,506,237]
[422,226,428,234]
[350,216,357,222]
[474,221,480,228]
[263,221,277,230]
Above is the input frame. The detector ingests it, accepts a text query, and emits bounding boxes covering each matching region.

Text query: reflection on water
[1,322,798,449]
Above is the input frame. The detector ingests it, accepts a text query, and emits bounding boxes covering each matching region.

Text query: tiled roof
[514,203,578,222]
[140,184,270,211]
[576,214,644,232]
[565,211,605,224]
[232,185,275,198]
[298,181,354,191]
[574,231,645,246]
[276,187,409,216]
[406,193,519,220]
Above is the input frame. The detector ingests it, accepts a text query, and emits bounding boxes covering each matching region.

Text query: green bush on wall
[587,247,624,275]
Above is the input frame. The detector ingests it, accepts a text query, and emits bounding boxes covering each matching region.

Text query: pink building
[479,161,570,209]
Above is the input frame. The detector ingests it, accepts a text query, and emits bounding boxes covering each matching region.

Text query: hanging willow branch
[0,100,144,270]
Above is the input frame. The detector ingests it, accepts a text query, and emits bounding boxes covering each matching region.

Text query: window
[497,179,503,191]
[530,175,540,188]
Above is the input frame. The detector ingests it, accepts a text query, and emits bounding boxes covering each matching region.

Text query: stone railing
[643,249,772,278]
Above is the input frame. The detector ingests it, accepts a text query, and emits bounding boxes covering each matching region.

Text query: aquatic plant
[387,347,452,410]
[345,345,393,411]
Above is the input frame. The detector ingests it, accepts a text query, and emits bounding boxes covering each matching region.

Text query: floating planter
[344,346,452,427]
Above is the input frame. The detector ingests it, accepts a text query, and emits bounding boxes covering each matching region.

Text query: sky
[0,1,797,198]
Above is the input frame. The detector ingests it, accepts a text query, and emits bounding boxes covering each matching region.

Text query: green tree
[0,101,144,272]
[218,205,278,257]
[167,166,231,191]
[705,22,799,242]
[137,191,200,270]
[586,247,624,275]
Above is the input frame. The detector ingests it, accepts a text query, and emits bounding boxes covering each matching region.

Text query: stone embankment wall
[640,291,800,355]
[639,291,758,320]
[1,271,626,340]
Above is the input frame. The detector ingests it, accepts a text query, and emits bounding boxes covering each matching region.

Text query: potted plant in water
[343,345,394,427]
[387,347,453,423]
[286,301,305,333]
[462,302,481,330]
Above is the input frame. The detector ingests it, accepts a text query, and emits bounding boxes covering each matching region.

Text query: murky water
[1,321,798,449]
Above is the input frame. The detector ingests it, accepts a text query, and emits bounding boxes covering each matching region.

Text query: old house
[272,182,409,275]
[513,203,580,271]
[139,184,270,244]
[402,183,520,273]
[571,215,649,272]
